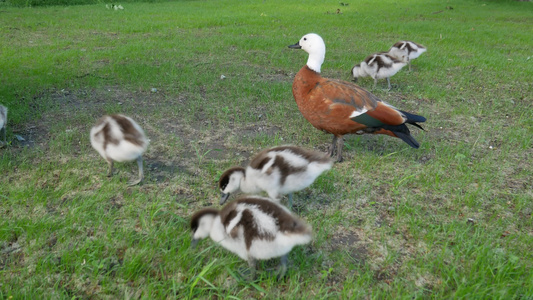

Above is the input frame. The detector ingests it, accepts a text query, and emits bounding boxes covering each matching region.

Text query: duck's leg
[327,135,337,158]
[327,135,345,162]
[372,78,378,90]
[106,159,114,177]
[128,156,144,186]
[408,60,412,72]
[386,77,392,91]
[277,254,288,280]
[335,136,344,162]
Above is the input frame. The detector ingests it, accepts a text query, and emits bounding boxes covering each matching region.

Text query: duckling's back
[218,197,312,260]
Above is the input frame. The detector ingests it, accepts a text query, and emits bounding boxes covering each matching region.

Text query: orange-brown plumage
[289,33,426,161]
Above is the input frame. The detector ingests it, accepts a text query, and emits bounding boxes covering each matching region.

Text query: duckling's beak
[220,192,230,205]
[288,42,301,49]
[191,238,199,248]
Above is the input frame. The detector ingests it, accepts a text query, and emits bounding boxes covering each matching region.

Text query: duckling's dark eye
[220,176,229,190]
[303,38,307,41]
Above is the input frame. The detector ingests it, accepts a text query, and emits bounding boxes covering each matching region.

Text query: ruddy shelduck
[288,33,426,162]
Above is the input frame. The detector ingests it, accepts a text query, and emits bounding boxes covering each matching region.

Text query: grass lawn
[1,0,532,298]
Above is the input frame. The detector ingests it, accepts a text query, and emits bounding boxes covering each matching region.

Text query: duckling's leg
[128,156,144,186]
[0,127,5,147]
[372,78,378,90]
[241,258,257,280]
[288,193,294,209]
[408,61,412,72]
[277,254,288,280]
[386,77,392,91]
[106,159,114,177]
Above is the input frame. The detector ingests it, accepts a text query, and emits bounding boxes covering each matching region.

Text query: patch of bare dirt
[10,86,291,187]
[329,229,368,266]
[0,241,24,271]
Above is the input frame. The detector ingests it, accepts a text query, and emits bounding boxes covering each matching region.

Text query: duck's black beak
[220,192,230,205]
[288,42,301,49]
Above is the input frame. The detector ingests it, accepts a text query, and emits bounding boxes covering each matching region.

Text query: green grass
[1,0,532,298]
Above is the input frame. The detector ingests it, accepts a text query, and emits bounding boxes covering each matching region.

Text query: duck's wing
[248,151,276,175]
[312,79,408,127]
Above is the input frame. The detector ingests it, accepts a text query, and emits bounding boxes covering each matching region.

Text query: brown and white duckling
[90,114,149,186]
[388,41,427,71]
[218,146,333,208]
[351,52,407,90]
[0,105,7,147]
[190,196,312,279]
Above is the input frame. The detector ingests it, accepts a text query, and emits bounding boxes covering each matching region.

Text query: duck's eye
[303,38,307,41]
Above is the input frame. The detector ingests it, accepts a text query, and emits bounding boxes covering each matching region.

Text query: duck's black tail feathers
[400,110,426,131]
[381,120,423,149]
[393,130,420,149]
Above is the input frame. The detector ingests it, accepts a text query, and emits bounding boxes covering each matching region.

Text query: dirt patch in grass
[0,242,24,271]
[12,87,287,177]
[329,229,368,266]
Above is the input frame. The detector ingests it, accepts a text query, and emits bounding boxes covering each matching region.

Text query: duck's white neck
[306,51,325,73]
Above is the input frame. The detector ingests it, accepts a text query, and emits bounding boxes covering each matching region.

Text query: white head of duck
[288,33,326,73]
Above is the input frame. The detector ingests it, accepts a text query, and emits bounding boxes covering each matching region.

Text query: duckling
[90,114,149,186]
[351,52,407,90]
[190,196,312,279]
[388,41,427,71]
[0,105,7,147]
[288,33,426,162]
[218,145,333,208]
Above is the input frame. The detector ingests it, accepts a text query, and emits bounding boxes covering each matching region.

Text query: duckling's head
[288,33,326,73]
[190,208,219,247]
[388,46,409,63]
[351,64,365,81]
[218,167,245,205]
